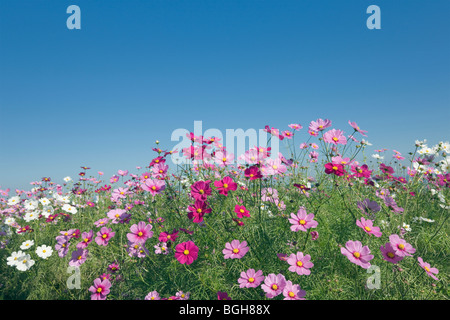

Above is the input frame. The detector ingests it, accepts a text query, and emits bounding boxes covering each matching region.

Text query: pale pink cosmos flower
[389,234,416,257]
[222,240,249,259]
[283,280,306,300]
[214,151,234,167]
[288,207,318,232]
[264,158,287,176]
[261,273,286,298]
[287,251,314,275]
[288,123,303,131]
[238,269,264,288]
[107,209,128,224]
[418,257,439,281]
[117,170,128,176]
[356,217,382,237]
[145,290,161,300]
[323,129,347,145]
[261,188,279,202]
[348,120,368,136]
[340,240,374,269]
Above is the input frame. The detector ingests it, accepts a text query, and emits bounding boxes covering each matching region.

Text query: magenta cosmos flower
[288,207,318,232]
[174,241,199,265]
[323,128,347,145]
[214,176,237,196]
[238,269,264,288]
[287,252,314,275]
[190,180,212,201]
[356,217,382,237]
[141,179,166,196]
[380,242,404,264]
[324,163,345,176]
[89,278,112,300]
[234,205,250,219]
[127,221,153,244]
[223,240,249,259]
[261,273,286,298]
[187,200,212,223]
[418,257,439,281]
[283,280,306,300]
[389,234,416,257]
[95,227,115,246]
[340,240,374,269]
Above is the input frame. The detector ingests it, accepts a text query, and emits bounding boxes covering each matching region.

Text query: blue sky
[0,0,449,191]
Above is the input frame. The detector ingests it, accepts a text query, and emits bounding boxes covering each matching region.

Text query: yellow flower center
[387,252,395,258]
[248,277,255,283]
[364,226,371,232]
[199,189,204,194]
[353,252,361,258]
[97,288,102,293]
[223,183,228,188]
[183,250,190,255]
[240,209,245,213]
[273,165,278,170]
[196,208,202,213]
[232,248,240,254]
[332,166,338,171]
[151,186,156,190]
[138,232,143,237]
[332,137,338,142]
[425,266,430,272]
[288,291,295,298]
[102,234,107,239]
[297,261,303,267]
[222,157,227,162]
[398,244,405,250]
[299,219,306,225]
[271,284,278,290]
[84,238,89,242]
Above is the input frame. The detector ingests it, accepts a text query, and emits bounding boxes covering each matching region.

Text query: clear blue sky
[1,0,449,191]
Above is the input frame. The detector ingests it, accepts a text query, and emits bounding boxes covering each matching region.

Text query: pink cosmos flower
[288,207,318,232]
[69,248,88,267]
[95,227,115,246]
[288,123,303,131]
[76,230,94,249]
[264,158,287,176]
[158,229,179,243]
[94,217,109,228]
[356,217,382,237]
[287,252,314,275]
[141,179,166,196]
[417,257,439,281]
[389,234,416,257]
[348,121,368,136]
[107,209,128,224]
[127,221,153,244]
[89,278,112,300]
[214,176,237,196]
[145,291,161,300]
[117,170,128,176]
[261,273,286,298]
[174,241,199,265]
[238,269,264,288]
[222,240,249,259]
[283,280,306,300]
[234,205,250,219]
[323,129,347,145]
[309,118,332,132]
[340,240,374,269]
[214,150,234,167]
[261,188,279,202]
[380,242,404,264]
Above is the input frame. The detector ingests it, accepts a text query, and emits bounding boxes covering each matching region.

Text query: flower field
[0,119,448,300]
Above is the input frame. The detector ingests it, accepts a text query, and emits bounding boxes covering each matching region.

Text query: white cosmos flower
[402,223,411,232]
[4,217,16,226]
[41,206,54,218]
[16,254,35,271]
[440,156,450,173]
[415,139,427,147]
[63,176,72,182]
[23,211,39,222]
[39,197,50,206]
[62,203,77,214]
[7,251,25,267]
[20,240,35,250]
[35,245,53,259]
[7,196,20,206]
[24,199,38,211]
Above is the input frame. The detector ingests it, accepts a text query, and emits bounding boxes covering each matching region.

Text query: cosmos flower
[222,240,249,259]
[340,240,374,269]
[174,241,199,265]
